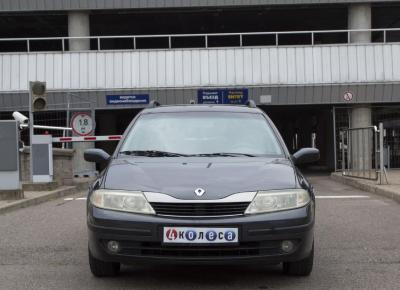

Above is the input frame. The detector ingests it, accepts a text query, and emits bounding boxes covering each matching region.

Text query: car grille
[113,241,284,258]
[150,202,250,217]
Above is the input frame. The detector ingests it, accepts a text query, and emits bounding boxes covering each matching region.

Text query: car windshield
[119,112,284,157]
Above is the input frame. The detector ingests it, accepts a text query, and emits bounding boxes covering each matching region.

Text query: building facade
[0,0,399,172]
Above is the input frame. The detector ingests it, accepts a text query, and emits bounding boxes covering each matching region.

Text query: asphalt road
[1,175,399,290]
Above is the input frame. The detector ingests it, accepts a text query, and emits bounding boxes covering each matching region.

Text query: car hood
[103,157,297,200]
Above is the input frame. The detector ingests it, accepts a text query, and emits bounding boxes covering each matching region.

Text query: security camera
[12,111,29,124]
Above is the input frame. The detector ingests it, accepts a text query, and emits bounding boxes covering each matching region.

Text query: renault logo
[194,188,206,197]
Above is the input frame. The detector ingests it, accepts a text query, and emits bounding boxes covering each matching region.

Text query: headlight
[90,190,155,215]
[245,189,310,214]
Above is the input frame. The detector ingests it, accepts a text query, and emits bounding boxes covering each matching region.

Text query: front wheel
[89,249,120,277]
[282,242,314,276]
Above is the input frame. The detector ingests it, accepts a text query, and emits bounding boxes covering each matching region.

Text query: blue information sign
[197,90,223,104]
[198,89,248,105]
[223,89,249,104]
[106,94,150,105]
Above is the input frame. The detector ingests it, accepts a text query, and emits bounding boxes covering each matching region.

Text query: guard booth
[31,135,53,183]
[0,120,21,192]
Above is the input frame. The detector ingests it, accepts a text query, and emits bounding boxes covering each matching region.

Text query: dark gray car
[84,103,319,277]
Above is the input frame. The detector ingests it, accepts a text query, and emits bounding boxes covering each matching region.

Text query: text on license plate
[163,227,238,244]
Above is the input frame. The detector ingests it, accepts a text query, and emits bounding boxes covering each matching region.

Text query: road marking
[316,195,370,199]
[64,197,87,201]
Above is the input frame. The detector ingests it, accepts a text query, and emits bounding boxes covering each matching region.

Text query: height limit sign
[71,112,94,136]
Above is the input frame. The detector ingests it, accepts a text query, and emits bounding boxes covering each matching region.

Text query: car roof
[141,104,263,114]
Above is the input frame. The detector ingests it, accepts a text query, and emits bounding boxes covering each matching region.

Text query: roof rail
[246,100,257,108]
[149,100,161,107]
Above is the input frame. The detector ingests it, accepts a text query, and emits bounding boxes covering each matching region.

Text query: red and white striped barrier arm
[52,135,122,143]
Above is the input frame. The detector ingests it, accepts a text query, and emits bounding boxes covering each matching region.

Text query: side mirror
[292,148,320,165]
[84,148,110,164]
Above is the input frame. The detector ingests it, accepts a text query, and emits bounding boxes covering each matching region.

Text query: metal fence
[383,127,400,169]
[334,106,400,172]
[340,122,388,184]
[0,109,64,148]
[1,28,400,52]
[0,93,94,148]
[340,126,379,180]
[334,107,351,172]
[373,107,400,169]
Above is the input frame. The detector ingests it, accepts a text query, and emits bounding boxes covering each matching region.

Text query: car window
[120,112,284,156]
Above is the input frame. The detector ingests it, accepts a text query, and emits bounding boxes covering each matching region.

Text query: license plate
[163,227,238,244]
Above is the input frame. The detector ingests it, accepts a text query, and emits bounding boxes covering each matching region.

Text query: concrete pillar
[351,106,372,173]
[352,106,372,129]
[348,4,371,43]
[347,4,373,174]
[68,11,95,177]
[68,11,90,51]
[70,113,96,178]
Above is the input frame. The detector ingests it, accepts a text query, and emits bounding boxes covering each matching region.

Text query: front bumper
[88,202,314,265]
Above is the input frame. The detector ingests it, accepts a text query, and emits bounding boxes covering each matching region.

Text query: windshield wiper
[119,150,188,157]
[190,152,256,157]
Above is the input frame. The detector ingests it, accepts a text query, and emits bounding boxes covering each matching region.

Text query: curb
[22,182,59,192]
[0,189,24,200]
[331,173,400,204]
[0,183,90,215]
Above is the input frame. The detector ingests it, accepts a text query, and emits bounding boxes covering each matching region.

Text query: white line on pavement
[64,197,87,201]
[316,195,370,199]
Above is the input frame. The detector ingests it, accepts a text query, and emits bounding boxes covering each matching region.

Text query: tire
[89,249,120,277]
[282,242,314,276]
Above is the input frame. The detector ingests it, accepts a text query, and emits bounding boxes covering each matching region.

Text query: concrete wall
[20,148,75,186]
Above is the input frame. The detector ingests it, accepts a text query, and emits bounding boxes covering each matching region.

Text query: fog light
[107,241,120,253]
[281,240,294,253]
